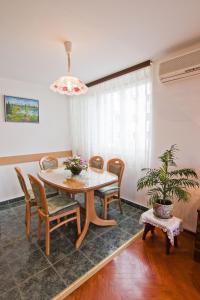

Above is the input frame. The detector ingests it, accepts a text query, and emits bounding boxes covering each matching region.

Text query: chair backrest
[39,156,58,170]
[15,167,30,201]
[89,156,104,170]
[107,158,125,186]
[28,174,48,214]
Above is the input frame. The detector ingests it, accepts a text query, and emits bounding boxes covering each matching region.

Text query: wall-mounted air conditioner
[159,48,200,83]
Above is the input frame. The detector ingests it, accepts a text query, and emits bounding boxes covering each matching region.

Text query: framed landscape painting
[4,95,39,123]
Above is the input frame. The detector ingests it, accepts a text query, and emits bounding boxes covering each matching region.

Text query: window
[69,66,152,201]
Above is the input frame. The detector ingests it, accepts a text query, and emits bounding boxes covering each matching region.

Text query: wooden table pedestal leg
[75,190,117,249]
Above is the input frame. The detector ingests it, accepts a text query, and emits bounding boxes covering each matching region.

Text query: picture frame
[4,95,39,123]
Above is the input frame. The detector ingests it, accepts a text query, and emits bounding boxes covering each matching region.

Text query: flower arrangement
[63,155,88,175]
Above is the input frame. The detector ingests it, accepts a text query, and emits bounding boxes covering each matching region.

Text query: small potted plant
[64,155,88,176]
[137,145,199,219]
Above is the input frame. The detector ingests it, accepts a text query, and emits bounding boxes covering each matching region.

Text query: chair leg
[118,198,123,214]
[38,215,42,241]
[26,206,31,240]
[25,206,27,225]
[103,198,108,219]
[45,220,50,256]
[76,208,81,235]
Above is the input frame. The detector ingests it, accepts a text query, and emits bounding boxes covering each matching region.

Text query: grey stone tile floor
[0,197,144,299]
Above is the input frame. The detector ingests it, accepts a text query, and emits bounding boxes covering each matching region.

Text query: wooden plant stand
[142,223,178,255]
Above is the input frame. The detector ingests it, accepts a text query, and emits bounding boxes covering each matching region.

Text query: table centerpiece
[64,155,88,175]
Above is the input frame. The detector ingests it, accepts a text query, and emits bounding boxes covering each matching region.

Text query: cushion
[47,195,79,216]
[109,164,121,176]
[28,185,58,207]
[28,189,37,206]
[95,184,119,197]
[44,183,58,197]
[42,160,57,170]
[90,160,103,169]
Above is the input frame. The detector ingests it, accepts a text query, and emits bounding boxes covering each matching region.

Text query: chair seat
[95,184,119,197]
[47,195,79,216]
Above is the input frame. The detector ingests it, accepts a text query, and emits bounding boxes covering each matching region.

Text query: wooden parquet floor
[65,230,200,300]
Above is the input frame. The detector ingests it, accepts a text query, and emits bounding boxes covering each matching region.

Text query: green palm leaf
[167,178,199,189]
[137,145,199,205]
[170,186,190,202]
[169,168,198,178]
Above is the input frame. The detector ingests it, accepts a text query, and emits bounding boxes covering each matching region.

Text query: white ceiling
[0,0,200,86]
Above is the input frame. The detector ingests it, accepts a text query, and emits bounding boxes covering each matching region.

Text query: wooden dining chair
[28,174,81,256]
[95,158,125,219]
[89,155,104,170]
[39,156,58,170]
[39,156,59,196]
[15,167,37,239]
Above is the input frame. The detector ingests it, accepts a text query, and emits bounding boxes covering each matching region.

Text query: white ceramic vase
[153,201,173,219]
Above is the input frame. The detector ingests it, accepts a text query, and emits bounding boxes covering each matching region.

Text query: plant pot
[153,200,173,219]
[70,167,82,176]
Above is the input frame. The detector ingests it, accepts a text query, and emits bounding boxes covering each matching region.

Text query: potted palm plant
[137,145,199,219]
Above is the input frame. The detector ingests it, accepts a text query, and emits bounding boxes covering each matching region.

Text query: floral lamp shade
[50,75,88,95]
[50,41,88,96]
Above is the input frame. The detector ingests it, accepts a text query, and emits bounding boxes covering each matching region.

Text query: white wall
[150,47,200,232]
[1,49,200,232]
[0,78,71,202]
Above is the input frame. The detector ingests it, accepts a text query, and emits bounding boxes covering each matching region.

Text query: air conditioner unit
[159,48,200,83]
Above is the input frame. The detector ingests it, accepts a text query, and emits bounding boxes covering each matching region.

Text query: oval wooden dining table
[38,167,118,248]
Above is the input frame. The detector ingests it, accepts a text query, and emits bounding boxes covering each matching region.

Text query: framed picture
[4,95,39,123]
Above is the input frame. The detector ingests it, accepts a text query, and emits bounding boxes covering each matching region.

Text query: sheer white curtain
[69,66,152,202]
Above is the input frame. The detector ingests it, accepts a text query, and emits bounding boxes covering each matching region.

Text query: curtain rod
[86,60,151,87]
